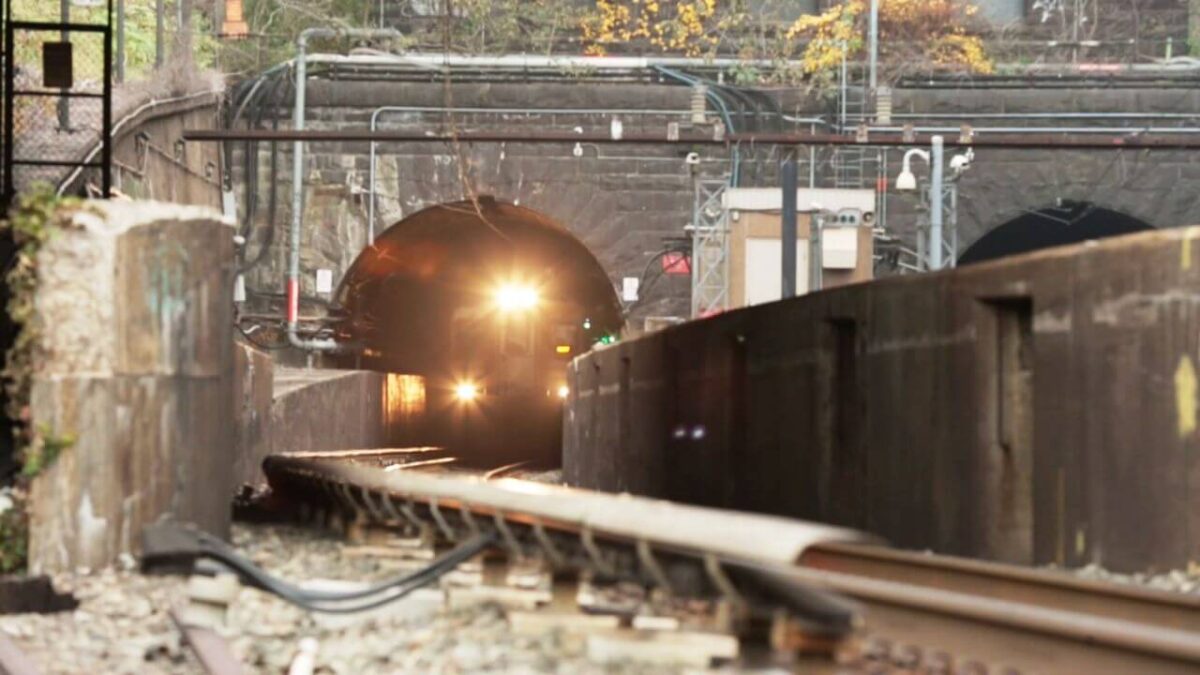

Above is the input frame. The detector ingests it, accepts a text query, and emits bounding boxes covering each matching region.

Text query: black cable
[181,527,495,612]
[238,70,290,271]
[236,320,291,351]
[623,247,691,317]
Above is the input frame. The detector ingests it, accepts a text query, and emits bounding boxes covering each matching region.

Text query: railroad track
[260,448,1200,674]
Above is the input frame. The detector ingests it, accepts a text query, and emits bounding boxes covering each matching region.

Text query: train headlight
[557,385,570,399]
[454,381,480,401]
[493,283,539,312]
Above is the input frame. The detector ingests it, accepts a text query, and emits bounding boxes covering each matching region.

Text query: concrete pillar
[26,202,235,573]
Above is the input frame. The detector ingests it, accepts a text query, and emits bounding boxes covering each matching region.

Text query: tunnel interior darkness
[334,198,623,376]
[959,201,1154,266]
[332,198,623,467]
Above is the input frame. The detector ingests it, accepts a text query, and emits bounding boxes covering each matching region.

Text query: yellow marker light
[494,283,539,312]
[557,385,570,399]
[454,382,479,401]
[555,344,572,355]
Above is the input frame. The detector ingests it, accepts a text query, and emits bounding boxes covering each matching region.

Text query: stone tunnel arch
[331,198,624,467]
[332,197,623,377]
[959,201,1155,266]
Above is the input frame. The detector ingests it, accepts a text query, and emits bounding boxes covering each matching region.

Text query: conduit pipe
[287,27,401,353]
[313,52,803,71]
[868,124,1200,135]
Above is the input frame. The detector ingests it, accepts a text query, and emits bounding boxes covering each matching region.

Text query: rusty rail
[263,451,865,642]
[171,611,243,675]
[262,450,1200,673]
[803,542,1200,633]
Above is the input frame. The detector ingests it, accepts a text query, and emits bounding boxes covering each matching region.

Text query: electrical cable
[236,320,291,351]
[623,246,692,317]
[163,526,495,613]
[238,70,291,271]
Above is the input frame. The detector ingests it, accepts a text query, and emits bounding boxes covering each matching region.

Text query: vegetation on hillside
[8,0,216,82]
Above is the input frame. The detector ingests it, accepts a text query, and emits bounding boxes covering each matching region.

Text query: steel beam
[181,127,1200,150]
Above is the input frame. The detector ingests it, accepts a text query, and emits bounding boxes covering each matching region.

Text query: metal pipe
[186,127,1200,150]
[155,0,164,68]
[869,124,1200,135]
[867,0,879,91]
[880,112,1200,120]
[116,0,125,82]
[781,156,797,299]
[58,0,69,131]
[367,104,696,243]
[809,211,823,292]
[288,28,401,354]
[929,136,944,270]
[344,52,803,71]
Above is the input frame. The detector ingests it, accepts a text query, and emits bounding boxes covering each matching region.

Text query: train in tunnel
[330,198,623,468]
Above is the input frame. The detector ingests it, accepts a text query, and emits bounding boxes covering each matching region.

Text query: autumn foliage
[787,0,993,78]
[581,0,993,82]
[581,0,728,57]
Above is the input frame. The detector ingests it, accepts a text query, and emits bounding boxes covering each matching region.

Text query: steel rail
[262,452,865,639]
[183,127,1200,150]
[171,611,244,675]
[803,542,1200,633]
[264,453,868,566]
[769,560,1200,674]
[263,451,1200,673]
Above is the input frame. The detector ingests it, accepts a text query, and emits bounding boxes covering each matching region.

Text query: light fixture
[493,283,539,312]
[454,382,479,401]
[557,385,570,399]
[895,148,930,192]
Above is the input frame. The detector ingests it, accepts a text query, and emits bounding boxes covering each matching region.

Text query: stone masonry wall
[233,81,731,325]
[232,79,1200,330]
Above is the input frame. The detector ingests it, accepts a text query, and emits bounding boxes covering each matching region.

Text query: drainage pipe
[287,28,401,353]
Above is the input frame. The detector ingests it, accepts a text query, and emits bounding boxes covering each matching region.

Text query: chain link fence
[4,21,111,202]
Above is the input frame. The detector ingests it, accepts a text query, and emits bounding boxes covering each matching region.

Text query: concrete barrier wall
[565,228,1200,573]
[232,346,428,488]
[27,202,234,573]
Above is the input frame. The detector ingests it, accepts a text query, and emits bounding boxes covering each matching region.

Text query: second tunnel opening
[331,198,623,469]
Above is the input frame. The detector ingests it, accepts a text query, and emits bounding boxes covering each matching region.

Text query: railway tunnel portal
[331,198,623,467]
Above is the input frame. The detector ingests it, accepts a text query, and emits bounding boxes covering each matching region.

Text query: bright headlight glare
[454,382,479,401]
[494,283,539,311]
[557,385,569,399]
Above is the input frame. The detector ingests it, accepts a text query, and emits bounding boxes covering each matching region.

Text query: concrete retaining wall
[27,202,235,573]
[565,228,1200,573]
[232,344,428,488]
